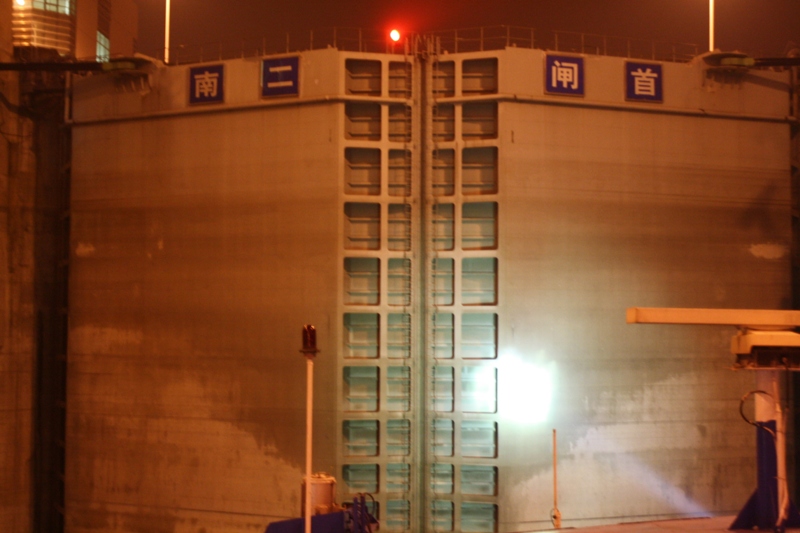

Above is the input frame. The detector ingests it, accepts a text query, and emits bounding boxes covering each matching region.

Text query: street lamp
[164,0,171,63]
[709,0,715,51]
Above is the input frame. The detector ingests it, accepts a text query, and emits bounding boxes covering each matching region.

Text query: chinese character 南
[631,67,658,97]
[551,60,580,90]
[194,71,220,99]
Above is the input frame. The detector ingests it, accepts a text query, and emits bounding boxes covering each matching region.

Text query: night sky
[135,0,800,60]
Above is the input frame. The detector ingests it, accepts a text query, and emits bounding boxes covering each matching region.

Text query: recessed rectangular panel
[433,61,455,97]
[343,313,379,359]
[345,148,381,195]
[432,204,454,251]
[388,258,411,306]
[462,258,497,306]
[345,203,381,250]
[461,366,497,413]
[387,314,411,360]
[344,257,380,305]
[389,61,412,98]
[433,104,455,142]
[386,463,410,492]
[432,500,454,532]
[462,147,497,195]
[461,465,497,495]
[386,366,410,411]
[461,420,497,458]
[432,366,454,412]
[386,419,410,456]
[462,58,498,94]
[431,463,454,494]
[343,366,379,411]
[462,202,497,250]
[343,419,379,456]
[433,312,454,359]
[389,104,411,143]
[462,102,497,140]
[432,258,454,306]
[346,59,381,96]
[346,102,381,140]
[432,419,454,457]
[343,464,379,493]
[461,314,497,359]
[388,204,411,251]
[461,502,497,533]
[388,150,411,197]
[432,149,455,196]
[386,500,410,530]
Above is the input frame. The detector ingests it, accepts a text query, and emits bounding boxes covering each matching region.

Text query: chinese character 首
[631,68,658,97]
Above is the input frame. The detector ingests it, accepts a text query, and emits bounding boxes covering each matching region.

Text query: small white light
[389,29,401,42]
[16,0,27,6]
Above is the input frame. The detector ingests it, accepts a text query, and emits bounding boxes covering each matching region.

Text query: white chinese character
[194,71,220,98]
[631,67,658,96]
[551,60,579,90]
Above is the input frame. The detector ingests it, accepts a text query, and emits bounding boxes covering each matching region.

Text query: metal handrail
[166,25,700,66]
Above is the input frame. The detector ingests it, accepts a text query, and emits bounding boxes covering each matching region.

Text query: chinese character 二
[194,71,220,99]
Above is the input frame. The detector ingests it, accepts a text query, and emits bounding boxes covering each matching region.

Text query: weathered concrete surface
[68,102,342,532]
[0,3,37,529]
[67,47,791,533]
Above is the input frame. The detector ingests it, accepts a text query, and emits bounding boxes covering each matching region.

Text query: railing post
[506,26,510,48]
[554,32,558,52]
[454,29,458,53]
[480,26,484,51]
[359,28,362,52]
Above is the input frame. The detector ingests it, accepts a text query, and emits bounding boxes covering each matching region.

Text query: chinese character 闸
[552,60,580,90]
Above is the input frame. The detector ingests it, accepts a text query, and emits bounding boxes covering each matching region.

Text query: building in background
[11,0,137,59]
[0,2,136,533]
[65,38,794,533]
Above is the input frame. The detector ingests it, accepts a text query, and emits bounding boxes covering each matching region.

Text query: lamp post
[709,0,715,51]
[164,0,171,63]
[301,325,319,533]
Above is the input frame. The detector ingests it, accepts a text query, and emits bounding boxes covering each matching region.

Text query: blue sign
[262,56,299,97]
[189,64,224,105]
[545,55,584,96]
[625,62,663,102]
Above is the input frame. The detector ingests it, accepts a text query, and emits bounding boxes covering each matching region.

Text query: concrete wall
[68,52,343,529]
[67,46,792,533]
[0,3,37,531]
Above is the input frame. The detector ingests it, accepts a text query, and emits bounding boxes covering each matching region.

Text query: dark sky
[135,0,800,60]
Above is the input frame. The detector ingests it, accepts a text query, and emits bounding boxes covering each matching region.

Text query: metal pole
[301,325,319,533]
[164,0,171,63]
[305,356,314,533]
[552,428,561,528]
[709,0,715,51]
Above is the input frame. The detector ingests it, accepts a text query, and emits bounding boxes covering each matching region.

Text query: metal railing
[167,25,701,66]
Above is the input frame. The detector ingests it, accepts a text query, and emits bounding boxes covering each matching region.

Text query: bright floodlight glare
[390,29,401,42]
[499,351,555,424]
[16,0,26,5]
